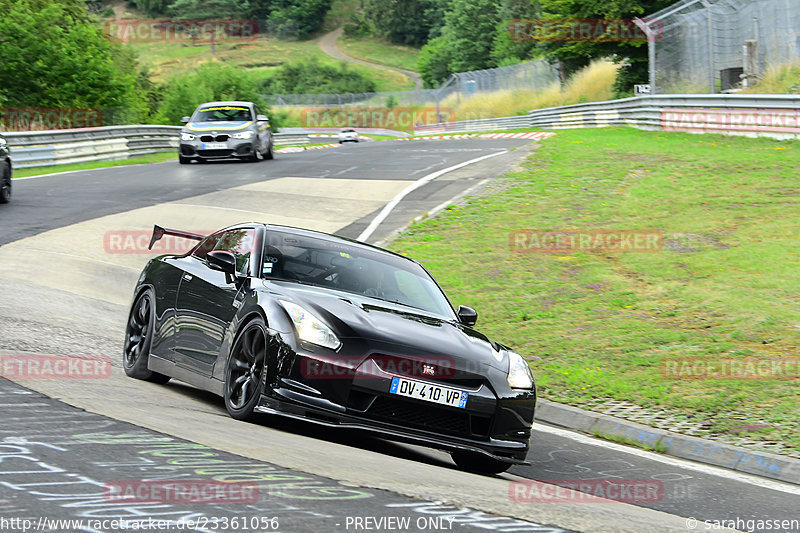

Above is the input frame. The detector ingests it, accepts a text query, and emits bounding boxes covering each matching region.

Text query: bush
[259,59,378,95]
[343,13,372,39]
[151,63,280,126]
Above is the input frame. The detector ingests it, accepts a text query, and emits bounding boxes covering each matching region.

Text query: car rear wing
[148,225,205,250]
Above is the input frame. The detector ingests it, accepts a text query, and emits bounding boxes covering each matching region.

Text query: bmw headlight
[279,300,341,350]
[181,132,196,141]
[506,350,534,389]
[232,130,254,139]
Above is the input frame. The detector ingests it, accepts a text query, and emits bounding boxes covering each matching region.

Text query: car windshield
[262,230,455,320]
[193,106,252,122]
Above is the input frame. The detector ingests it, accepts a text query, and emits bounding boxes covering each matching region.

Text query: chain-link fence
[261,59,559,107]
[641,0,800,94]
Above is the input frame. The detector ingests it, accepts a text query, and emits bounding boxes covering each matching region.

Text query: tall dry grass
[444,60,619,121]
[741,63,800,94]
[272,60,621,128]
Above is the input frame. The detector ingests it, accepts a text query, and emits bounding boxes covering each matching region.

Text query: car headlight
[279,300,341,350]
[506,350,534,389]
[181,132,196,141]
[232,130,254,139]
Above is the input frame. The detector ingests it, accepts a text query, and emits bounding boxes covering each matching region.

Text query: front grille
[370,354,486,389]
[200,134,229,142]
[365,396,491,439]
[197,149,233,157]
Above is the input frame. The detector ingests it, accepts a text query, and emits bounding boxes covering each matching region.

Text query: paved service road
[0,139,773,532]
[0,140,524,246]
[0,377,575,533]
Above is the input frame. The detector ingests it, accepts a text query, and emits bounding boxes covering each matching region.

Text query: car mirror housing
[257,115,269,122]
[457,305,478,327]
[207,250,237,276]
[181,116,191,123]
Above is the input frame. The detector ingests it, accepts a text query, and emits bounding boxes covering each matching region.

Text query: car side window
[192,233,221,260]
[214,229,256,273]
[193,229,256,274]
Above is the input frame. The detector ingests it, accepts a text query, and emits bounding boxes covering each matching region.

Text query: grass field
[128,38,414,92]
[338,36,421,72]
[389,127,800,451]
[14,152,176,178]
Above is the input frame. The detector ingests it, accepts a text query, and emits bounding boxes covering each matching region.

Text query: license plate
[202,142,228,150]
[389,377,468,409]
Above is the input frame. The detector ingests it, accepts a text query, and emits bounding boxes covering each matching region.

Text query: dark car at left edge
[0,133,11,203]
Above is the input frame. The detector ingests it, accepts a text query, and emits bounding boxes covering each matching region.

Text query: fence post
[634,18,658,94]
[701,0,715,93]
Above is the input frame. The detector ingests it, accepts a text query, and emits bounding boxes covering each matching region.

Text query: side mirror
[257,115,269,122]
[207,250,237,276]
[457,305,478,327]
[181,116,191,123]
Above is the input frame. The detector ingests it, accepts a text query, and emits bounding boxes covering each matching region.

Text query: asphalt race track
[1,139,796,532]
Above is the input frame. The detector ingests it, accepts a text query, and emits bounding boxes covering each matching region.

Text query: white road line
[173,204,275,216]
[535,423,800,495]
[13,249,140,269]
[12,161,174,181]
[356,150,508,242]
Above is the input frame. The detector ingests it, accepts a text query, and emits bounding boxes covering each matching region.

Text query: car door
[173,227,256,376]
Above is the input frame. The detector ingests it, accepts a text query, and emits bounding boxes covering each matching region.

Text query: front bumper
[180,141,257,160]
[259,351,536,463]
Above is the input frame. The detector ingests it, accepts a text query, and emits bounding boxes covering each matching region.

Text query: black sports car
[0,134,11,204]
[124,223,536,474]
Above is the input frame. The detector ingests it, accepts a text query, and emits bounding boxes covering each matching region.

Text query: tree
[491,0,542,66]
[0,0,147,121]
[363,0,448,46]
[130,0,172,17]
[443,0,501,73]
[417,35,454,87]
[167,0,250,19]
[538,0,673,93]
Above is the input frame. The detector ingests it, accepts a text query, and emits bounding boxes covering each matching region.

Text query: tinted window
[193,106,252,122]
[262,230,455,319]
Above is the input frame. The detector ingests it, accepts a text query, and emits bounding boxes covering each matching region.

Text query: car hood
[266,281,508,372]
[184,121,253,132]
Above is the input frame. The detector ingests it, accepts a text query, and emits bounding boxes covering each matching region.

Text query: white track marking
[535,423,800,495]
[12,161,174,181]
[356,150,508,242]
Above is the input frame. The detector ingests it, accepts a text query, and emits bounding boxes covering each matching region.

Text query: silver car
[179,101,273,164]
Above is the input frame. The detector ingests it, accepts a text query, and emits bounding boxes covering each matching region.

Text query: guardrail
[5,126,310,169]
[415,95,800,140]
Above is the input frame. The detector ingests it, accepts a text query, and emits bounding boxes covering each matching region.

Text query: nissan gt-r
[123,223,536,474]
